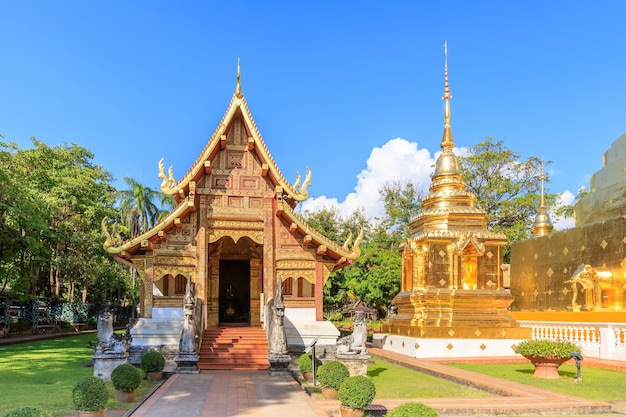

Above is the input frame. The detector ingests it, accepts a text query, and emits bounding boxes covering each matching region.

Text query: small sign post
[304,336,320,386]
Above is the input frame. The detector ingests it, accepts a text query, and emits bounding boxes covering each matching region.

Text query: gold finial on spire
[235,57,243,98]
[441,40,454,150]
[531,156,554,237]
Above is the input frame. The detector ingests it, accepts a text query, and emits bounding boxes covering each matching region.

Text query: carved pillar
[207,249,220,327]
[144,254,154,318]
[196,195,208,327]
[250,257,262,326]
[263,198,277,326]
[315,263,324,321]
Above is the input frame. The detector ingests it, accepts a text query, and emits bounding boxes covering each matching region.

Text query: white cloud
[299,138,577,235]
[299,138,435,220]
[551,190,576,230]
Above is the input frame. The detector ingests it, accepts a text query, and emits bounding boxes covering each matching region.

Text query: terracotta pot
[146,371,163,381]
[114,389,137,403]
[322,387,339,400]
[76,410,106,417]
[339,405,364,417]
[302,371,313,381]
[525,355,569,379]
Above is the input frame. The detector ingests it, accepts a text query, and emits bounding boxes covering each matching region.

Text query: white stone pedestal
[93,353,128,380]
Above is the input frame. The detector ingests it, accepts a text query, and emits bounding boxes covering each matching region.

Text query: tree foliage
[458,137,555,260]
[0,138,131,306]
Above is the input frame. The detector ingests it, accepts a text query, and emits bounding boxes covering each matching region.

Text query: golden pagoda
[382,42,530,341]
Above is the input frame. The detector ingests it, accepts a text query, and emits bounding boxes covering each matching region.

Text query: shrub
[111,363,142,392]
[298,352,322,373]
[387,402,439,417]
[514,339,582,359]
[72,376,108,411]
[338,375,376,409]
[317,361,350,389]
[141,351,166,373]
[2,407,52,417]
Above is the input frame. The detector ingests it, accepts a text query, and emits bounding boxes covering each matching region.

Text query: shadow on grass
[368,367,388,377]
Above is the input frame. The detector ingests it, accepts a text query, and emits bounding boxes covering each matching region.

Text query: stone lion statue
[95,307,131,355]
[336,312,368,355]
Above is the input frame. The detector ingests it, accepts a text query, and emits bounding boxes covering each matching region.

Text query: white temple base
[284,319,339,356]
[372,333,526,359]
[128,308,183,363]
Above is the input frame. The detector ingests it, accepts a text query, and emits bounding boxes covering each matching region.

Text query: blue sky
[2,2,625,228]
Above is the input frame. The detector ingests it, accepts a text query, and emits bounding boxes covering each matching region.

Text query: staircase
[198,326,269,371]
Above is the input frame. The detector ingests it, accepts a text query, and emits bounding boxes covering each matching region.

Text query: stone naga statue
[95,306,131,354]
[268,277,288,355]
[336,312,368,355]
[179,279,198,354]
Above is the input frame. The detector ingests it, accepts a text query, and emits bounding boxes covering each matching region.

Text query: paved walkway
[129,371,327,417]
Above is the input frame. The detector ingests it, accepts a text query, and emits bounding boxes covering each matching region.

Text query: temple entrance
[219,260,251,324]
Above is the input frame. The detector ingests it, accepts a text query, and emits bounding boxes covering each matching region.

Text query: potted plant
[514,339,582,379]
[110,363,142,403]
[298,352,322,381]
[337,375,376,417]
[141,351,166,381]
[387,402,439,417]
[2,407,52,417]
[72,376,108,417]
[317,360,350,400]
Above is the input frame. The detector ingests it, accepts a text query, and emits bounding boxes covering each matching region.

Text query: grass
[0,334,159,416]
[367,359,492,398]
[447,362,626,401]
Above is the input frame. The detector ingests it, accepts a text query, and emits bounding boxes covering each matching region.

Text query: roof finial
[235,57,243,98]
[539,155,546,208]
[531,156,554,237]
[441,40,454,150]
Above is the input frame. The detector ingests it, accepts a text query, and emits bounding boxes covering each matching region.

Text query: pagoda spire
[531,157,554,237]
[441,40,454,151]
[431,41,461,180]
[235,57,243,98]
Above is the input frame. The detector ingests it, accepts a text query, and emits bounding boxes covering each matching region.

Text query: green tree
[117,177,161,236]
[459,137,554,261]
[1,138,128,306]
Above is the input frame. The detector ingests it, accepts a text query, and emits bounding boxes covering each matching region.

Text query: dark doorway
[219,260,250,324]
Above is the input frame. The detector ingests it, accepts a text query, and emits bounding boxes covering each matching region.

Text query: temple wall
[510,216,626,311]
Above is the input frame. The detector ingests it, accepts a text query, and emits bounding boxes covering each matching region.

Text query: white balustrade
[519,321,626,361]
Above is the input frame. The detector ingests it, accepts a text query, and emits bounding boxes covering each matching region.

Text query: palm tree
[117,177,161,236]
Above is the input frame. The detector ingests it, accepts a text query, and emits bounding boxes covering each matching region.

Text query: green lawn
[367,359,492,399]
[447,362,626,401]
[0,334,158,416]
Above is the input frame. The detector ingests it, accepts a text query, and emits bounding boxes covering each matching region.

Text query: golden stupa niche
[383,42,530,339]
[510,133,626,314]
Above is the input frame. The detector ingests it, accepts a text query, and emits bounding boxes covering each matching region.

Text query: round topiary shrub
[338,375,376,410]
[72,376,108,411]
[317,361,350,389]
[2,407,52,417]
[111,363,142,392]
[141,351,166,373]
[514,339,582,359]
[387,402,439,417]
[298,352,322,374]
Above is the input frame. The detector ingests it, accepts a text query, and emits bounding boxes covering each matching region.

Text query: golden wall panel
[510,216,626,311]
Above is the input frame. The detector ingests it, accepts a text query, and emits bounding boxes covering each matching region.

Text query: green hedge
[72,376,108,411]
[387,402,439,417]
[514,339,581,359]
[298,352,322,373]
[338,376,376,409]
[317,361,350,389]
[141,351,166,373]
[2,407,52,417]
[111,364,142,392]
